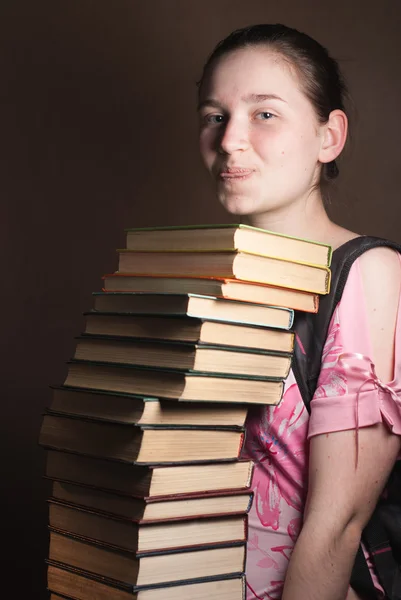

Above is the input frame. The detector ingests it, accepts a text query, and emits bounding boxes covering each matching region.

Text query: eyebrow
[198,93,286,111]
[242,93,286,104]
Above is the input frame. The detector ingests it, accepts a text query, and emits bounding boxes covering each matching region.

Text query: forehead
[200,46,306,106]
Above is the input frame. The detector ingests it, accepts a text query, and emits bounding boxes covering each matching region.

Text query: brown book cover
[39,413,245,464]
[49,480,254,523]
[48,386,248,428]
[48,500,248,554]
[63,360,285,405]
[47,533,246,590]
[48,572,246,599]
[45,451,255,499]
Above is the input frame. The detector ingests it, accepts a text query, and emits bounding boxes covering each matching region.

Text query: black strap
[293,235,401,600]
[363,513,400,599]
[293,236,401,413]
[351,545,380,599]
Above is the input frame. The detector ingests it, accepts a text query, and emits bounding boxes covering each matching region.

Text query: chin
[218,192,264,218]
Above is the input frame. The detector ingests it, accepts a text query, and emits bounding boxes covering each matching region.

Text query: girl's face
[198,47,326,218]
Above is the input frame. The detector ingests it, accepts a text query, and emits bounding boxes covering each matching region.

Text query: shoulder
[357,245,401,381]
[358,245,401,304]
[358,244,401,277]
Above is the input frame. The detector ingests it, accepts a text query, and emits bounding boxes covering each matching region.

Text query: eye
[201,114,225,126]
[256,111,275,121]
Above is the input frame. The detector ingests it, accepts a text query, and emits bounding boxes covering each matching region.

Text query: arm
[282,247,401,600]
[282,422,400,600]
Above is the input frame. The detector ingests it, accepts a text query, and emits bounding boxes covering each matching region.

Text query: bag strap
[363,513,401,600]
[293,235,401,411]
[361,461,401,599]
[292,235,401,600]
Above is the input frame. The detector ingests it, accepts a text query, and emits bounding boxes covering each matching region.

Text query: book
[92,292,294,329]
[45,451,254,498]
[39,414,245,464]
[63,361,285,404]
[101,274,319,312]
[72,336,293,379]
[83,313,296,353]
[116,251,331,294]
[49,387,249,427]
[48,568,245,599]
[47,541,246,592]
[125,223,332,267]
[48,501,247,553]
[50,480,253,522]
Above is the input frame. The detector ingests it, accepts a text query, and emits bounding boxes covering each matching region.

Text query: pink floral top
[243,256,401,599]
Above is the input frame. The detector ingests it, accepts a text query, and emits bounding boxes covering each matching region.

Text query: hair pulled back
[198,24,349,183]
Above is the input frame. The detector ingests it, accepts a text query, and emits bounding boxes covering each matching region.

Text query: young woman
[197,25,401,600]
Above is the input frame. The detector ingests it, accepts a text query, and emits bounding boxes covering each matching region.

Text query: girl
[197,24,401,600]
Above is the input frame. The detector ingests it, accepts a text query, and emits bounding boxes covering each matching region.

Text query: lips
[219,167,254,180]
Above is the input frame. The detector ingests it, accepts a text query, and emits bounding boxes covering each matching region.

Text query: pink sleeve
[307,255,401,439]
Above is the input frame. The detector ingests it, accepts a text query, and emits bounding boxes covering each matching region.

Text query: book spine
[243,514,248,542]
[245,493,254,514]
[245,461,255,488]
[325,268,332,293]
[241,573,246,600]
[237,432,245,458]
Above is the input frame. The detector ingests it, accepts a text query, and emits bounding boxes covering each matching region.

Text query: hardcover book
[91,292,294,329]
[124,223,332,267]
[39,413,245,464]
[101,274,319,312]
[50,480,253,523]
[72,336,293,379]
[83,313,296,353]
[49,386,249,427]
[47,548,246,595]
[116,250,331,294]
[48,501,248,553]
[48,570,246,599]
[62,361,285,405]
[45,451,254,498]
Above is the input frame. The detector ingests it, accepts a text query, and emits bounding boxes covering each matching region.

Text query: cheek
[199,131,215,164]
[273,129,320,167]
[252,128,292,162]
[294,123,321,154]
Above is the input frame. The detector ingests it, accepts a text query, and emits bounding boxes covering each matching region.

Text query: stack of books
[39,224,332,600]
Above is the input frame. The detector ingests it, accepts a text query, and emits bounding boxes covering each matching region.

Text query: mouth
[218,168,255,182]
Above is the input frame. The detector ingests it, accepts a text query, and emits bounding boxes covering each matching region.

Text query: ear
[318,109,348,164]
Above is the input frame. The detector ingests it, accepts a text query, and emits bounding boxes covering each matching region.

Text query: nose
[217,116,249,155]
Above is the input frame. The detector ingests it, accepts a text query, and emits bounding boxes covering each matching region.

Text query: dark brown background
[1,0,400,596]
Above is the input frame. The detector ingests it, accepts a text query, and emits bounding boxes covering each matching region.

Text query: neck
[241,190,337,246]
